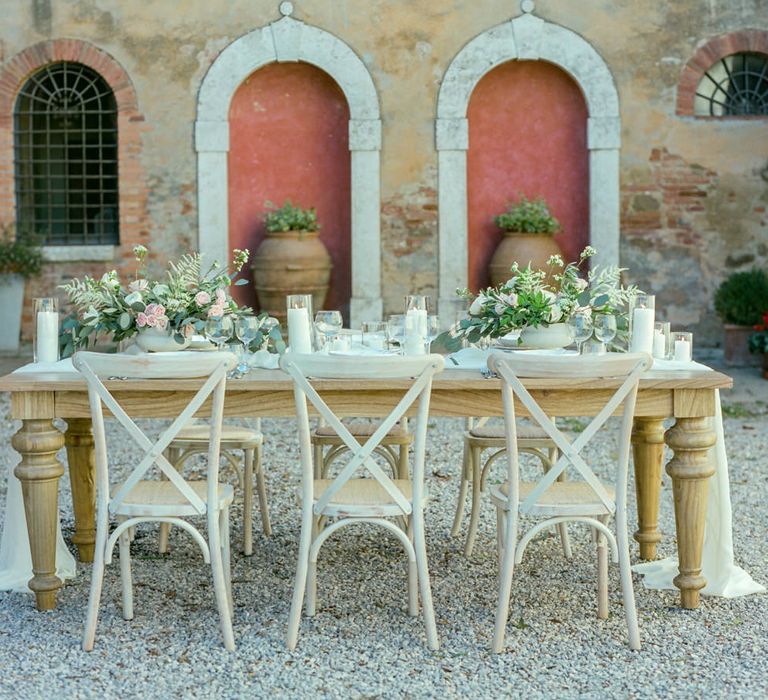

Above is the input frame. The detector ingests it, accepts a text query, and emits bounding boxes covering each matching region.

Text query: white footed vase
[519,322,575,350]
[135,327,190,352]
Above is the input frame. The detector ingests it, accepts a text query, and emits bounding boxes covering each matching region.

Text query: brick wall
[0,40,151,340]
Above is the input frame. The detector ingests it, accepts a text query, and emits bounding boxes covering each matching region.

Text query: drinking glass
[362,321,388,352]
[592,313,617,354]
[259,316,280,351]
[235,317,260,372]
[314,310,343,352]
[569,311,593,355]
[205,315,233,352]
[387,314,405,352]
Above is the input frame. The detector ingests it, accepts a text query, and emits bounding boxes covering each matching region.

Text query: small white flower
[574,278,588,292]
[469,295,488,316]
[100,271,119,289]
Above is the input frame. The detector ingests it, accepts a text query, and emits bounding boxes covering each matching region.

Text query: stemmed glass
[426,315,440,350]
[235,317,260,373]
[593,313,617,354]
[259,317,279,351]
[205,315,234,352]
[314,310,343,352]
[569,311,593,355]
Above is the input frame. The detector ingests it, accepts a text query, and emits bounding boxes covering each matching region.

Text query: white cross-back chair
[280,352,445,651]
[73,350,239,651]
[488,351,652,653]
[450,416,571,558]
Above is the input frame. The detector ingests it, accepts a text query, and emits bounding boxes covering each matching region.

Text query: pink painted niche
[466,60,589,291]
[228,62,351,315]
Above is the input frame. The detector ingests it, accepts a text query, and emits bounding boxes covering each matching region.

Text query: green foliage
[749,312,768,355]
[0,224,44,278]
[264,200,319,233]
[714,269,768,326]
[493,195,560,234]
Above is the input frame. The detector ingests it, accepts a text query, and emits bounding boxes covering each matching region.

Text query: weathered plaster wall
[1,0,766,344]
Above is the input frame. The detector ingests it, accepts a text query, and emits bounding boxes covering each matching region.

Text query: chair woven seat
[494,480,615,516]
[314,421,410,439]
[468,424,549,441]
[112,480,234,517]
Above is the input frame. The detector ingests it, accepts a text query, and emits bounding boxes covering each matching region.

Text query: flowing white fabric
[0,358,78,592]
[446,350,765,598]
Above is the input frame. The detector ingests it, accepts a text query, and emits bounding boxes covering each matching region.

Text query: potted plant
[714,268,768,366]
[748,311,768,379]
[250,200,332,322]
[489,194,564,287]
[0,224,44,353]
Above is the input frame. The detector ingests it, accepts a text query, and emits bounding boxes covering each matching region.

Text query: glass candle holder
[286,294,313,353]
[403,294,429,356]
[629,293,656,354]
[653,321,671,359]
[33,297,60,364]
[672,331,693,362]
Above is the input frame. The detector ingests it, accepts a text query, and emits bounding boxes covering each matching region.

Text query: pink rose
[145,314,158,327]
[156,317,168,330]
[195,291,211,306]
[215,288,226,303]
[136,312,148,328]
[207,304,225,318]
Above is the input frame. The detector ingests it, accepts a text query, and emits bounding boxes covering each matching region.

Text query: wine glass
[204,315,233,352]
[426,315,440,350]
[235,317,260,373]
[569,311,593,355]
[259,317,280,351]
[314,310,343,352]
[593,313,617,354]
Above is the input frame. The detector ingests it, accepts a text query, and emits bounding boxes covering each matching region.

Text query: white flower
[548,304,563,323]
[574,278,588,292]
[504,276,517,288]
[124,291,143,306]
[129,279,148,292]
[469,295,488,315]
[100,271,119,289]
[83,305,100,323]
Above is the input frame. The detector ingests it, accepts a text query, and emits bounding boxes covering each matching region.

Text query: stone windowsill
[43,245,116,262]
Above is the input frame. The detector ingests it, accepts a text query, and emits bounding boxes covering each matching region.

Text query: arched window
[695,52,768,116]
[14,62,119,245]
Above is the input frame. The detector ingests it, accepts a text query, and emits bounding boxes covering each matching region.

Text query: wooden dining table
[0,363,732,612]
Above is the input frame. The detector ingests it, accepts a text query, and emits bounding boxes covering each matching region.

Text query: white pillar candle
[404,309,427,355]
[287,307,312,354]
[36,311,59,364]
[629,307,655,354]
[674,339,691,362]
[652,329,666,359]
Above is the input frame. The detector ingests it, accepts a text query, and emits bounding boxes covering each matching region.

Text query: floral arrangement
[748,311,768,355]
[0,223,44,278]
[494,194,560,234]
[59,245,284,357]
[444,246,637,349]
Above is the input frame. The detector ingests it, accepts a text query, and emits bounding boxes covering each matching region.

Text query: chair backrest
[280,353,445,515]
[73,351,237,517]
[487,352,652,515]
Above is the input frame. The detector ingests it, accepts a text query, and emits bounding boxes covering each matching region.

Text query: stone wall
[0,0,765,345]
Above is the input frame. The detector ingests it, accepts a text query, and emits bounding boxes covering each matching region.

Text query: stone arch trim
[196,13,383,325]
[676,29,768,116]
[0,39,147,255]
[435,9,620,317]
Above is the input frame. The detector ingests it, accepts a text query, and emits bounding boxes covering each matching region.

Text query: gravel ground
[1,381,767,699]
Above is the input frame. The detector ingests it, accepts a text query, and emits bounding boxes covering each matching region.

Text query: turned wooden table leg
[11,419,66,611]
[64,418,96,562]
[665,416,716,609]
[631,417,665,560]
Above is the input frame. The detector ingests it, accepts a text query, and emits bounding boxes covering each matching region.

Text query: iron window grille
[14,61,119,245]
[695,52,768,116]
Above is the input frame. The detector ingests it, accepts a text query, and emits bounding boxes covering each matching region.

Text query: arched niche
[436,5,620,317]
[195,7,382,325]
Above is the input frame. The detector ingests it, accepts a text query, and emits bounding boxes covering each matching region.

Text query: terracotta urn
[489,232,563,287]
[723,324,762,367]
[251,230,332,323]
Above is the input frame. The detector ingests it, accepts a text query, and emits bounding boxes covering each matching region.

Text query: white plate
[492,341,557,352]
